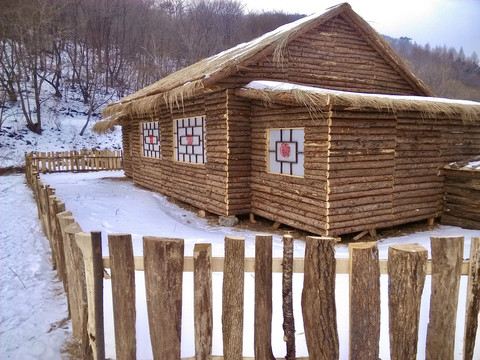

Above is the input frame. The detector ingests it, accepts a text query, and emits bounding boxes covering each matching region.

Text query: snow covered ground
[0,174,71,359]
[40,170,480,360]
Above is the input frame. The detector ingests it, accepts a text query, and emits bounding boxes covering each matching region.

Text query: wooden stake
[272,221,281,229]
[143,236,184,360]
[388,243,427,360]
[249,213,257,224]
[282,235,295,360]
[426,236,464,360]
[463,237,480,360]
[301,236,339,359]
[194,243,213,360]
[349,242,380,360]
[108,234,136,360]
[254,235,274,360]
[75,231,105,360]
[222,236,245,360]
[63,221,86,342]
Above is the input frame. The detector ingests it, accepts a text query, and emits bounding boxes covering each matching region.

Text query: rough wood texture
[301,236,339,359]
[349,242,380,360]
[194,243,213,360]
[143,236,184,360]
[254,235,275,360]
[282,235,295,360]
[388,243,428,360]
[222,236,245,360]
[442,168,480,230]
[108,234,136,360]
[426,236,464,360]
[58,217,85,338]
[464,237,480,360]
[75,231,105,360]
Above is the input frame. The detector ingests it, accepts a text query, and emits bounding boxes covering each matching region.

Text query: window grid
[174,116,206,164]
[141,122,161,158]
[268,128,304,177]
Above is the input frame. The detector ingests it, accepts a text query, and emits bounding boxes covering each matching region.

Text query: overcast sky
[241,0,479,57]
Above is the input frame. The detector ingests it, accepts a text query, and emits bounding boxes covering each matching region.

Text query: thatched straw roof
[237,81,480,123]
[97,2,433,132]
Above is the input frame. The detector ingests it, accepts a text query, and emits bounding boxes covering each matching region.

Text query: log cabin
[95,2,480,237]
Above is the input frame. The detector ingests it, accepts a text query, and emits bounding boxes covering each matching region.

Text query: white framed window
[173,115,206,164]
[268,128,304,177]
[141,121,161,158]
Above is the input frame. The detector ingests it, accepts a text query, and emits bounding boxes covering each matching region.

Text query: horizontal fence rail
[101,256,471,275]
[25,157,480,360]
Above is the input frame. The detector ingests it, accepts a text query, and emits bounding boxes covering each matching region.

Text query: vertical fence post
[108,234,136,360]
[349,242,380,360]
[63,220,88,350]
[301,236,339,360]
[223,236,245,360]
[388,243,428,360]
[75,231,105,360]
[282,235,295,360]
[463,237,480,360]
[143,236,184,360]
[254,234,274,359]
[426,236,464,360]
[193,243,213,360]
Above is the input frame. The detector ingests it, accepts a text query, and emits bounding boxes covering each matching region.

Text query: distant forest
[1,0,479,133]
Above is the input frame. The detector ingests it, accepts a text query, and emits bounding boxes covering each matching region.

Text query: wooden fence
[26,164,480,360]
[24,150,123,178]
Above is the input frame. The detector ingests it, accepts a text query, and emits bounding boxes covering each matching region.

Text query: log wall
[226,90,252,215]
[442,167,480,229]
[249,103,329,235]
[326,107,480,236]
[125,90,230,216]
[226,14,423,96]
[326,109,397,236]
[122,122,133,177]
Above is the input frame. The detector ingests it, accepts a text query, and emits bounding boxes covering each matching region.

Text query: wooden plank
[101,256,471,275]
[301,236,339,360]
[282,235,295,360]
[426,236,464,360]
[388,243,428,360]
[349,242,380,360]
[254,235,274,359]
[222,236,245,360]
[144,236,184,360]
[463,237,480,360]
[108,234,136,360]
[75,231,105,360]
[193,243,213,360]
[63,221,87,343]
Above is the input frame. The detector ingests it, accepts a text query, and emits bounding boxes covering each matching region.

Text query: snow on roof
[244,80,480,107]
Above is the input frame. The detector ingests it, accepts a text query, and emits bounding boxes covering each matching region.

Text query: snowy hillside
[0,86,122,169]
